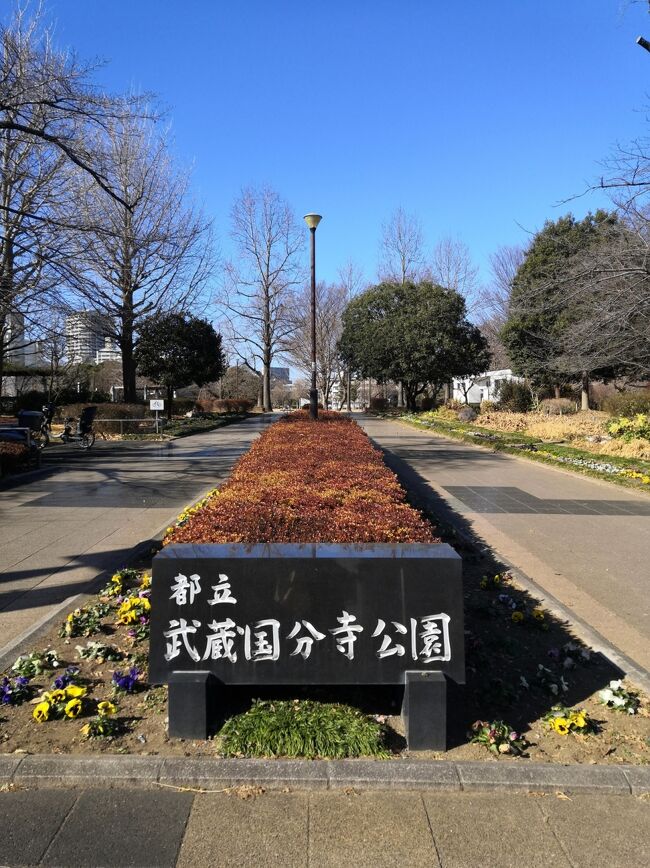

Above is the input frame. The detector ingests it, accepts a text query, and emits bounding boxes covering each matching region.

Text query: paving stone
[0,788,78,866]
[158,757,328,790]
[623,765,650,795]
[177,791,308,867]
[423,792,570,868]
[0,753,23,784]
[42,788,193,867]
[539,794,650,868]
[309,791,439,867]
[457,761,631,794]
[13,754,163,787]
[326,759,460,790]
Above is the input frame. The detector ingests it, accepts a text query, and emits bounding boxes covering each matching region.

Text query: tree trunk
[581,370,590,411]
[166,384,174,420]
[262,360,271,412]
[121,338,137,403]
[346,368,351,412]
[554,384,561,399]
[404,384,418,412]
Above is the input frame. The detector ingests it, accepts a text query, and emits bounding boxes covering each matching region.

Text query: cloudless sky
[6,1,650,291]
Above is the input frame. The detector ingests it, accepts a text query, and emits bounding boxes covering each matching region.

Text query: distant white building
[66,311,119,364]
[94,336,122,364]
[452,368,523,404]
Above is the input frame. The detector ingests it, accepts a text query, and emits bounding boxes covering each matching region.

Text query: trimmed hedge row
[165,411,439,544]
[0,441,30,476]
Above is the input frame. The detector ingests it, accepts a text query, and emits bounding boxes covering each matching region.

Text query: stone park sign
[149,542,464,750]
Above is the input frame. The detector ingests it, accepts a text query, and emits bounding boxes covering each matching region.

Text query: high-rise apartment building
[65,311,120,364]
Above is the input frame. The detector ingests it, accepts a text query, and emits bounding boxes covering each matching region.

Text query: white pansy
[609,679,623,691]
[599,688,614,704]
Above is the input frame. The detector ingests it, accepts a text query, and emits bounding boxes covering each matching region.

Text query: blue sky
[10,0,650,289]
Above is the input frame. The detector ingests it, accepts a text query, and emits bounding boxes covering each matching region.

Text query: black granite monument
[149,542,464,750]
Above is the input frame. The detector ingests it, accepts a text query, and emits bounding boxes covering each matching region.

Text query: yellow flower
[570,711,587,730]
[49,689,67,703]
[33,701,50,722]
[65,698,82,718]
[98,701,117,717]
[532,608,545,621]
[553,717,570,735]
[139,598,151,611]
[140,574,151,589]
[80,723,91,737]
[65,685,87,698]
[511,611,524,623]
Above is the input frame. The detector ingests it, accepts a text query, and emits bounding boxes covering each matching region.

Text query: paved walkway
[358,416,650,674]
[1,786,647,867]
[0,415,273,664]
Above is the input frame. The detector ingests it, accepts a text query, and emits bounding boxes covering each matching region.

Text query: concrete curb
[1,754,649,795]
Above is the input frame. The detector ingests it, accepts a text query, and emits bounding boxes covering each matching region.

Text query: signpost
[149,399,164,435]
[149,542,464,750]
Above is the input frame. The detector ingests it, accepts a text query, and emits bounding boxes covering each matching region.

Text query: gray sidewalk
[358,416,650,674]
[0,416,273,665]
[1,786,648,867]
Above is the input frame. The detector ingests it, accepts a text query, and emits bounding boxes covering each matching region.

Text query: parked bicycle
[33,403,56,449]
[58,406,97,449]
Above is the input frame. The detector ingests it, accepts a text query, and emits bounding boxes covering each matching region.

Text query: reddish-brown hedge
[166,411,439,544]
[0,441,30,476]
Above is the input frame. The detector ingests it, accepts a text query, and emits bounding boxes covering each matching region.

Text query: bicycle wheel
[80,431,95,449]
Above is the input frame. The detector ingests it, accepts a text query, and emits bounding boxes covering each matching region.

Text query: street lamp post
[303,213,322,420]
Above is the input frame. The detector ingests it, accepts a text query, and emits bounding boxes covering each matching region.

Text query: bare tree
[0,19,73,398]
[378,207,425,284]
[286,280,349,408]
[474,244,525,371]
[0,4,152,209]
[430,236,479,307]
[337,260,365,410]
[221,185,304,411]
[65,112,214,401]
[555,217,650,398]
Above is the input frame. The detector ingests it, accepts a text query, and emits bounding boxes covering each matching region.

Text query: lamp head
[303,213,322,230]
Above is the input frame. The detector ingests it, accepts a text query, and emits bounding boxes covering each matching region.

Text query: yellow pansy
[64,698,82,718]
[532,608,545,621]
[553,717,570,735]
[49,689,67,703]
[65,685,87,698]
[33,701,50,722]
[98,701,117,717]
[570,712,587,730]
[511,611,524,623]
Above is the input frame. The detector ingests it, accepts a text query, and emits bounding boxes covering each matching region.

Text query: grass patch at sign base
[217,699,390,759]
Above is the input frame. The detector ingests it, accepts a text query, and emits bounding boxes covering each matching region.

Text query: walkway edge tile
[3,754,644,794]
[0,754,23,785]
[456,761,631,794]
[13,754,163,788]
[326,759,460,790]
[623,765,650,795]
[158,757,329,790]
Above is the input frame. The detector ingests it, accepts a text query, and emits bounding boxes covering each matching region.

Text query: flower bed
[399,413,650,489]
[165,411,439,544]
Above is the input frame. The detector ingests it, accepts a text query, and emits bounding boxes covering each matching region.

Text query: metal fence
[90,417,168,437]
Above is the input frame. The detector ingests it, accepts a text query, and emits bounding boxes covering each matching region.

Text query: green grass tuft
[217,699,390,759]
